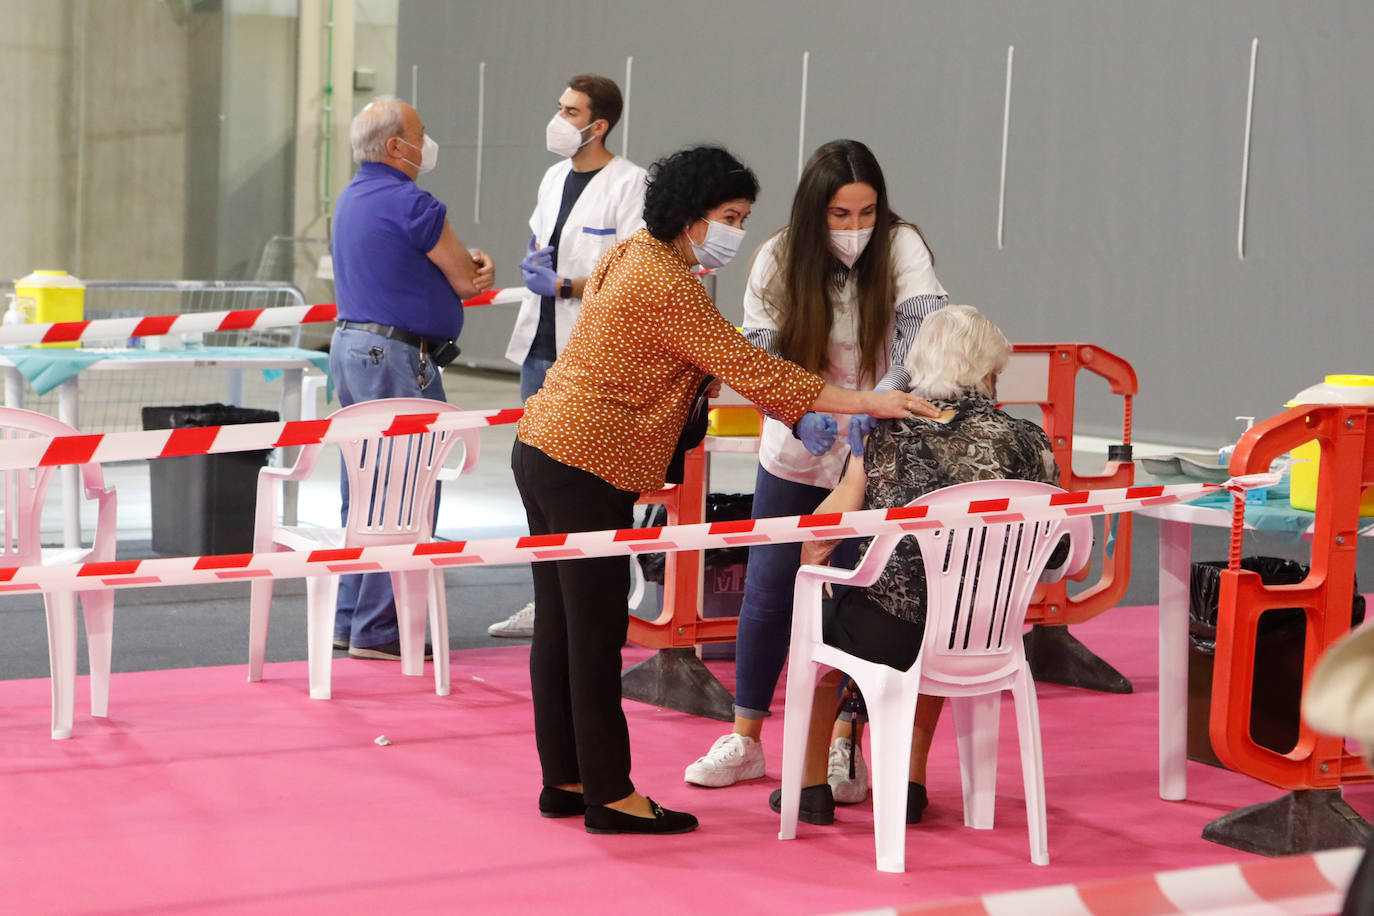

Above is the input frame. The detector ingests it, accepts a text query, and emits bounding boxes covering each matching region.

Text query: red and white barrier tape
[861,846,1361,916]
[0,288,527,346]
[0,481,1255,594]
[0,408,524,471]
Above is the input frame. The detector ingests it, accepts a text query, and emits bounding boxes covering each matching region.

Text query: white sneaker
[827,736,870,804]
[683,733,766,787]
[488,601,535,638]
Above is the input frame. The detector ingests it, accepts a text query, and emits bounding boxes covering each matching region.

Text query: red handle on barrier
[1210,404,1374,789]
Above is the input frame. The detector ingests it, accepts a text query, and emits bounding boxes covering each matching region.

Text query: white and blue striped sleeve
[878,225,949,390]
[879,293,948,390]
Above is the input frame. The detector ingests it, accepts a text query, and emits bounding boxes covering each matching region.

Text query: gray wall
[398,0,1374,447]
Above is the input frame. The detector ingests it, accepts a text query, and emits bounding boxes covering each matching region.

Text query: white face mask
[828,226,874,268]
[399,134,439,174]
[689,219,747,270]
[545,114,596,158]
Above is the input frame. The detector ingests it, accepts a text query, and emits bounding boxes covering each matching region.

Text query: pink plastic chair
[778,479,1094,871]
[247,398,479,699]
[0,408,117,739]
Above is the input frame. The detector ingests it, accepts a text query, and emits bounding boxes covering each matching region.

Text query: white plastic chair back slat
[917,500,1080,686]
[1,423,63,565]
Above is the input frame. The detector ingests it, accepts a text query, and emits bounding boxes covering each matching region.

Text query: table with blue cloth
[0,345,333,547]
[0,345,331,399]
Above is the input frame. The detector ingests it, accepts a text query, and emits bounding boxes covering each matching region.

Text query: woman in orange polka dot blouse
[512,145,937,836]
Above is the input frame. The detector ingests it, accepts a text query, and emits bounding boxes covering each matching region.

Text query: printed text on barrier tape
[0,482,1245,593]
[0,408,525,471]
[0,287,527,346]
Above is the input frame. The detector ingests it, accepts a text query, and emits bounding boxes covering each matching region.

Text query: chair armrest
[1039,523,1094,584]
[259,441,324,484]
[87,485,118,562]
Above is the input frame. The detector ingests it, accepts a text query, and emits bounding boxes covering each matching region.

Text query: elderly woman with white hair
[768,305,1062,827]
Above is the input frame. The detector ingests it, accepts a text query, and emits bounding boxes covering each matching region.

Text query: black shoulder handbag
[664,376,714,485]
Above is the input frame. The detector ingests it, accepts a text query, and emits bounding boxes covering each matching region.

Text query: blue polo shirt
[332,161,464,340]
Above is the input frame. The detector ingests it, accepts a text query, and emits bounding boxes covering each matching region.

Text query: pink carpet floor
[2,605,1368,915]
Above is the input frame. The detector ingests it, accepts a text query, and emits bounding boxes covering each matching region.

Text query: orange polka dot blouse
[517,229,826,494]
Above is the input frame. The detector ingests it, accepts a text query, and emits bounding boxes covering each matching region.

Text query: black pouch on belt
[428,339,462,368]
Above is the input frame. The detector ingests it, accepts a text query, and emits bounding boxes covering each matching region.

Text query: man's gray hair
[904,305,1011,400]
[350,96,406,163]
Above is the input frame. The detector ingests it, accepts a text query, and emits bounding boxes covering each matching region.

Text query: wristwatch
[558,277,573,299]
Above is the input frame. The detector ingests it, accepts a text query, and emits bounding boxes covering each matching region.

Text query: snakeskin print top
[859,390,1060,625]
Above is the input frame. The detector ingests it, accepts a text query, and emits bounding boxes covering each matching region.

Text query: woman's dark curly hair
[643,145,760,243]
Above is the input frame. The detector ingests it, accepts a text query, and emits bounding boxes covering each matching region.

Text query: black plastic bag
[638,492,753,584]
[141,403,280,430]
[1188,556,1365,655]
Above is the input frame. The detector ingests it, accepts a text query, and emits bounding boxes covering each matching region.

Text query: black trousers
[511,440,640,806]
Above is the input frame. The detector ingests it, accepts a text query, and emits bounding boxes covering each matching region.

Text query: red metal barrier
[1211,404,1374,789]
[998,344,1138,627]
[626,444,732,650]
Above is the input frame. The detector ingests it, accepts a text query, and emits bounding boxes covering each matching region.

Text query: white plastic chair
[0,408,117,739]
[778,479,1094,871]
[247,397,479,699]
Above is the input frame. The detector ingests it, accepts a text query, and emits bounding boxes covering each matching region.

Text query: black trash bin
[1187,556,1365,766]
[142,403,280,556]
[639,493,754,660]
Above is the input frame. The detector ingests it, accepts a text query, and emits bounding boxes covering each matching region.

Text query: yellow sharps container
[14,270,85,348]
[1288,374,1374,517]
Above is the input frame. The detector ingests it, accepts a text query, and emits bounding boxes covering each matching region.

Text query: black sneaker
[769,784,836,825]
[333,636,349,651]
[348,639,434,661]
[584,798,698,835]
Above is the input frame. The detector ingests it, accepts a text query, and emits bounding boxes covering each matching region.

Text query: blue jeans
[733,466,858,718]
[520,355,556,402]
[329,326,447,649]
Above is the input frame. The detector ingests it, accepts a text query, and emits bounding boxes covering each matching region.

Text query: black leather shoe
[348,639,434,661]
[538,787,586,818]
[769,784,835,826]
[584,798,698,835]
[906,782,928,824]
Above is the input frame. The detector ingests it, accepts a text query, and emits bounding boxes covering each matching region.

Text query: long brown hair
[765,139,933,384]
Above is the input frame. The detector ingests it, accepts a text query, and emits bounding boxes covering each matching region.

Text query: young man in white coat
[490,73,647,638]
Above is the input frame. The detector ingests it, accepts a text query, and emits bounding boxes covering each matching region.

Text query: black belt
[337,320,429,349]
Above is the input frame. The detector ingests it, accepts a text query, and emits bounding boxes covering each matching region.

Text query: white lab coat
[504,155,647,365]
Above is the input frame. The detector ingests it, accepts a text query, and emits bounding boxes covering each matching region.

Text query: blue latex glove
[847,413,878,456]
[520,244,557,297]
[796,412,838,455]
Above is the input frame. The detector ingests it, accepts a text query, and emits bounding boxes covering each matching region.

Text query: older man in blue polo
[329,97,494,659]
